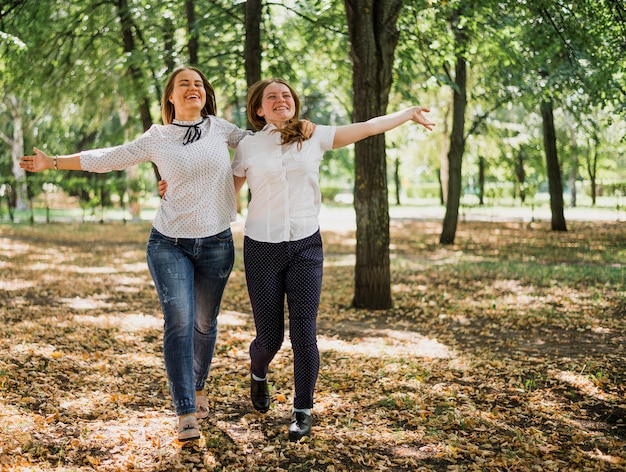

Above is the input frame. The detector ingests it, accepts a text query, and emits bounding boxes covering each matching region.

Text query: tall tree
[0,94,27,210]
[439,5,468,244]
[185,0,199,66]
[508,0,626,230]
[0,1,59,211]
[115,0,159,181]
[540,98,566,230]
[244,0,262,112]
[344,0,402,309]
[400,0,516,244]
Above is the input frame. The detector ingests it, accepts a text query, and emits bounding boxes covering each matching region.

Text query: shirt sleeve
[80,125,158,172]
[210,116,251,149]
[315,125,337,152]
[231,139,247,177]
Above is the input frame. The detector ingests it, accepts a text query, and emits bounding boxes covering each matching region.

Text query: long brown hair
[161,67,217,124]
[247,78,307,148]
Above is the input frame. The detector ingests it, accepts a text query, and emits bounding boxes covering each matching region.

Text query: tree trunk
[439,104,451,205]
[515,148,526,203]
[163,16,176,73]
[115,0,159,181]
[345,0,402,310]
[1,95,28,211]
[243,0,262,209]
[245,0,262,99]
[394,157,401,205]
[586,135,598,206]
[540,99,567,231]
[185,0,198,66]
[478,155,485,205]
[569,125,578,208]
[440,50,467,245]
[569,158,578,208]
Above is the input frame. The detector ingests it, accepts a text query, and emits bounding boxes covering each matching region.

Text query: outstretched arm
[20,147,83,172]
[332,106,435,149]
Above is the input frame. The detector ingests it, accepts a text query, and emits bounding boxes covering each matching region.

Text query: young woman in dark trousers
[232,78,435,441]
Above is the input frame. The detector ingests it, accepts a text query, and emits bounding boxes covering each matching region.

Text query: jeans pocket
[212,228,233,243]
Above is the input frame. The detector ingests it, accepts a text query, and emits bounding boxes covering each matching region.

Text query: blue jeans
[146,227,234,416]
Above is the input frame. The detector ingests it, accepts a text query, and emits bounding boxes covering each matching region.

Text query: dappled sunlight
[219,310,252,327]
[0,278,36,291]
[84,411,176,448]
[61,265,127,274]
[58,391,139,416]
[74,313,162,332]
[392,282,426,294]
[524,390,625,467]
[553,370,618,403]
[110,261,150,274]
[61,295,114,310]
[214,417,266,444]
[451,278,616,330]
[318,328,452,359]
[114,285,144,294]
[323,254,355,267]
[0,401,38,453]
[11,341,62,359]
[0,237,32,256]
[3,409,183,471]
[391,444,442,461]
[583,448,624,466]
[429,250,466,265]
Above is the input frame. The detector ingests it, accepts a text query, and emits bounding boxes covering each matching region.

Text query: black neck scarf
[173,118,204,145]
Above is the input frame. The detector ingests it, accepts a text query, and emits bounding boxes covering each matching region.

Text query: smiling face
[256,82,296,128]
[168,69,206,121]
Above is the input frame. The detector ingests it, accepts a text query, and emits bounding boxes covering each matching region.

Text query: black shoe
[250,376,270,413]
[288,412,313,441]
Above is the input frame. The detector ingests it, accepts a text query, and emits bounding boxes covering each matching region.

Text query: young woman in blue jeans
[232,78,435,441]
[20,67,249,442]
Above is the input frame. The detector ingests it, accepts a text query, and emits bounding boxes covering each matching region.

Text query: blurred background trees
[1,0,625,307]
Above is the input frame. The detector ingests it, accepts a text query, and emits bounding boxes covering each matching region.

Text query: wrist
[50,155,58,170]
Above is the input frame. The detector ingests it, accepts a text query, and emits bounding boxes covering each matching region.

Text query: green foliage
[1,0,625,210]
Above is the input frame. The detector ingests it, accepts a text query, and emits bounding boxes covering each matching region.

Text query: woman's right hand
[158,180,168,198]
[19,147,52,172]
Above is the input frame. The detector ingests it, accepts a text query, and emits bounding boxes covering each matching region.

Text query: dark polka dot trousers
[243,230,323,410]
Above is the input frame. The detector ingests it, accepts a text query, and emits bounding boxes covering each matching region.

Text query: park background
[1,1,625,471]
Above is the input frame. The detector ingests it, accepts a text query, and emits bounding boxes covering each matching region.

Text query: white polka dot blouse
[80,116,250,238]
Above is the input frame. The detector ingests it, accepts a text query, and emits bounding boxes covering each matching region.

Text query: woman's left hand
[411,107,435,131]
[300,120,316,138]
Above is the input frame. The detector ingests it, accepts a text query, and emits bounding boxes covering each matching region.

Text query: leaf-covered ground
[0,215,624,471]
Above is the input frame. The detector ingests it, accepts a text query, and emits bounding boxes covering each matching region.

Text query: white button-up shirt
[232,124,336,242]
